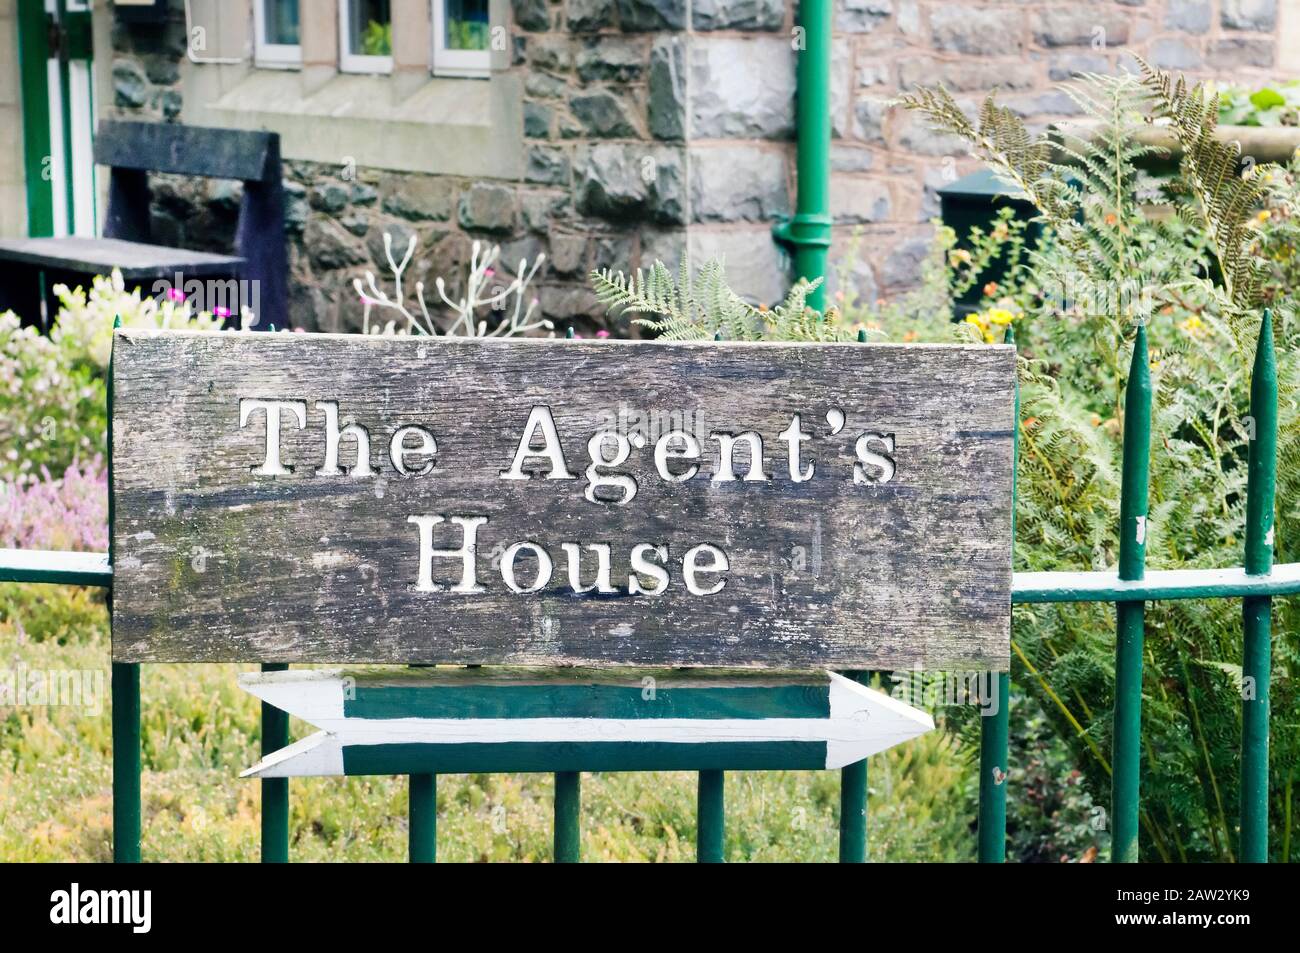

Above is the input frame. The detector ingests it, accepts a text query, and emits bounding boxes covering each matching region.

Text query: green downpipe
[261,662,290,863]
[978,325,1018,863]
[554,771,581,862]
[1242,311,1278,863]
[697,770,725,863]
[773,0,833,312]
[1112,323,1152,863]
[409,774,437,863]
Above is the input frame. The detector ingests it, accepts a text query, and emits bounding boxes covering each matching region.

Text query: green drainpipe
[773,0,833,313]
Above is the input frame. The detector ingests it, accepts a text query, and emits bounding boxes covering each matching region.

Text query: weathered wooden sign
[238,668,935,776]
[111,329,1015,669]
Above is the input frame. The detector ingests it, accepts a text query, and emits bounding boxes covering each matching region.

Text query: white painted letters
[408,515,487,593]
[500,406,576,481]
[854,432,897,485]
[390,426,438,477]
[316,400,374,477]
[239,398,306,475]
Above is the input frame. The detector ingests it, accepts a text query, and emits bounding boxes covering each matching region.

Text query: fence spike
[1111,321,1152,863]
[1241,309,1278,862]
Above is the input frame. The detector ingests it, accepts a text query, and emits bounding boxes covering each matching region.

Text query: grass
[1,583,980,862]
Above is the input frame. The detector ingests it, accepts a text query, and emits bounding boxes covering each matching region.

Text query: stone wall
[100,0,1297,331]
[819,0,1293,304]
[105,1,690,333]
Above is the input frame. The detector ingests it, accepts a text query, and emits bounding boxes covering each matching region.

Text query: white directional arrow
[240,668,934,778]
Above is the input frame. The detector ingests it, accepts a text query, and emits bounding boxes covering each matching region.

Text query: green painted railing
[0,315,1292,863]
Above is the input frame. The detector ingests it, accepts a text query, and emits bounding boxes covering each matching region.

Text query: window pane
[347,0,392,56]
[264,0,300,45]
[445,0,489,52]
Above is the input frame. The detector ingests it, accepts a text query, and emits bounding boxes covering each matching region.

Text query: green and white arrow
[239,668,934,777]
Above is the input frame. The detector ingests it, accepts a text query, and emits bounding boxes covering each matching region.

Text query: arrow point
[825,671,934,768]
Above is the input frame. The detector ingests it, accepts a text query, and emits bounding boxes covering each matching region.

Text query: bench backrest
[97,120,287,329]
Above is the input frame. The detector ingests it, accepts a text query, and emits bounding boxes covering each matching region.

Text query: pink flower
[213,306,232,318]
[167,287,185,302]
[595,330,610,339]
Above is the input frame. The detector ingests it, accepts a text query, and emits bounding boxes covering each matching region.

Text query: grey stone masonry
[99,0,1297,331]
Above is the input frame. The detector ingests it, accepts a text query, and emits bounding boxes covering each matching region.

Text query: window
[339,0,393,74]
[433,0,491,78]
[254,0,302,68]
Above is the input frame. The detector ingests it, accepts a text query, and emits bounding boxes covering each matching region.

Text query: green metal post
[838,670,869,862]
[111,662,140,863]
[261,662,290,863]
[978,328,1017,863]
[1242,311,1278,863]
[554,771,581,863]
[697,770,725,863]
[108,315,141,864]
[773,0,832,311]
[409,774,437,863]
[1111,323,1152,863]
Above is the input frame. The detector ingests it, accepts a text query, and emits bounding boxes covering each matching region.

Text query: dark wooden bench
[0,120,286,330]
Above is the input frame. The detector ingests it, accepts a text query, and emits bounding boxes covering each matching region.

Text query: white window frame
[432,0,491,79]
[253,0,303,69]
[339,0,394,74]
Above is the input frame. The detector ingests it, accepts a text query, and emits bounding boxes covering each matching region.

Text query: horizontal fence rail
[0,314,1286,863]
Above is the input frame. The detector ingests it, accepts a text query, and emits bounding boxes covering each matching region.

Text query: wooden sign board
[110,329,1015,669]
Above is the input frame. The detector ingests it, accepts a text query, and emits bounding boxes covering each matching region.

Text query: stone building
[0,0,1297,332]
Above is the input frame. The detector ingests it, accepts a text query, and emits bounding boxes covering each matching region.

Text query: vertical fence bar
[108,315,141,864]
[978,325,1018,862]
[554,771,582,862]
[409,774,437,863]
[550,325,581,865]
[1241,311,1278,863]
[838,670,869,862]
[697,770,725,862]
[1111,323,1152,863]
[835,327,874,865]
[260,662,290,862]
[111,662,141,863]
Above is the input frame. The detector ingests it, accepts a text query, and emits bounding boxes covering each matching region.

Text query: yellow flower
[1257,209,1272,223]
[1179,314,1206,336]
